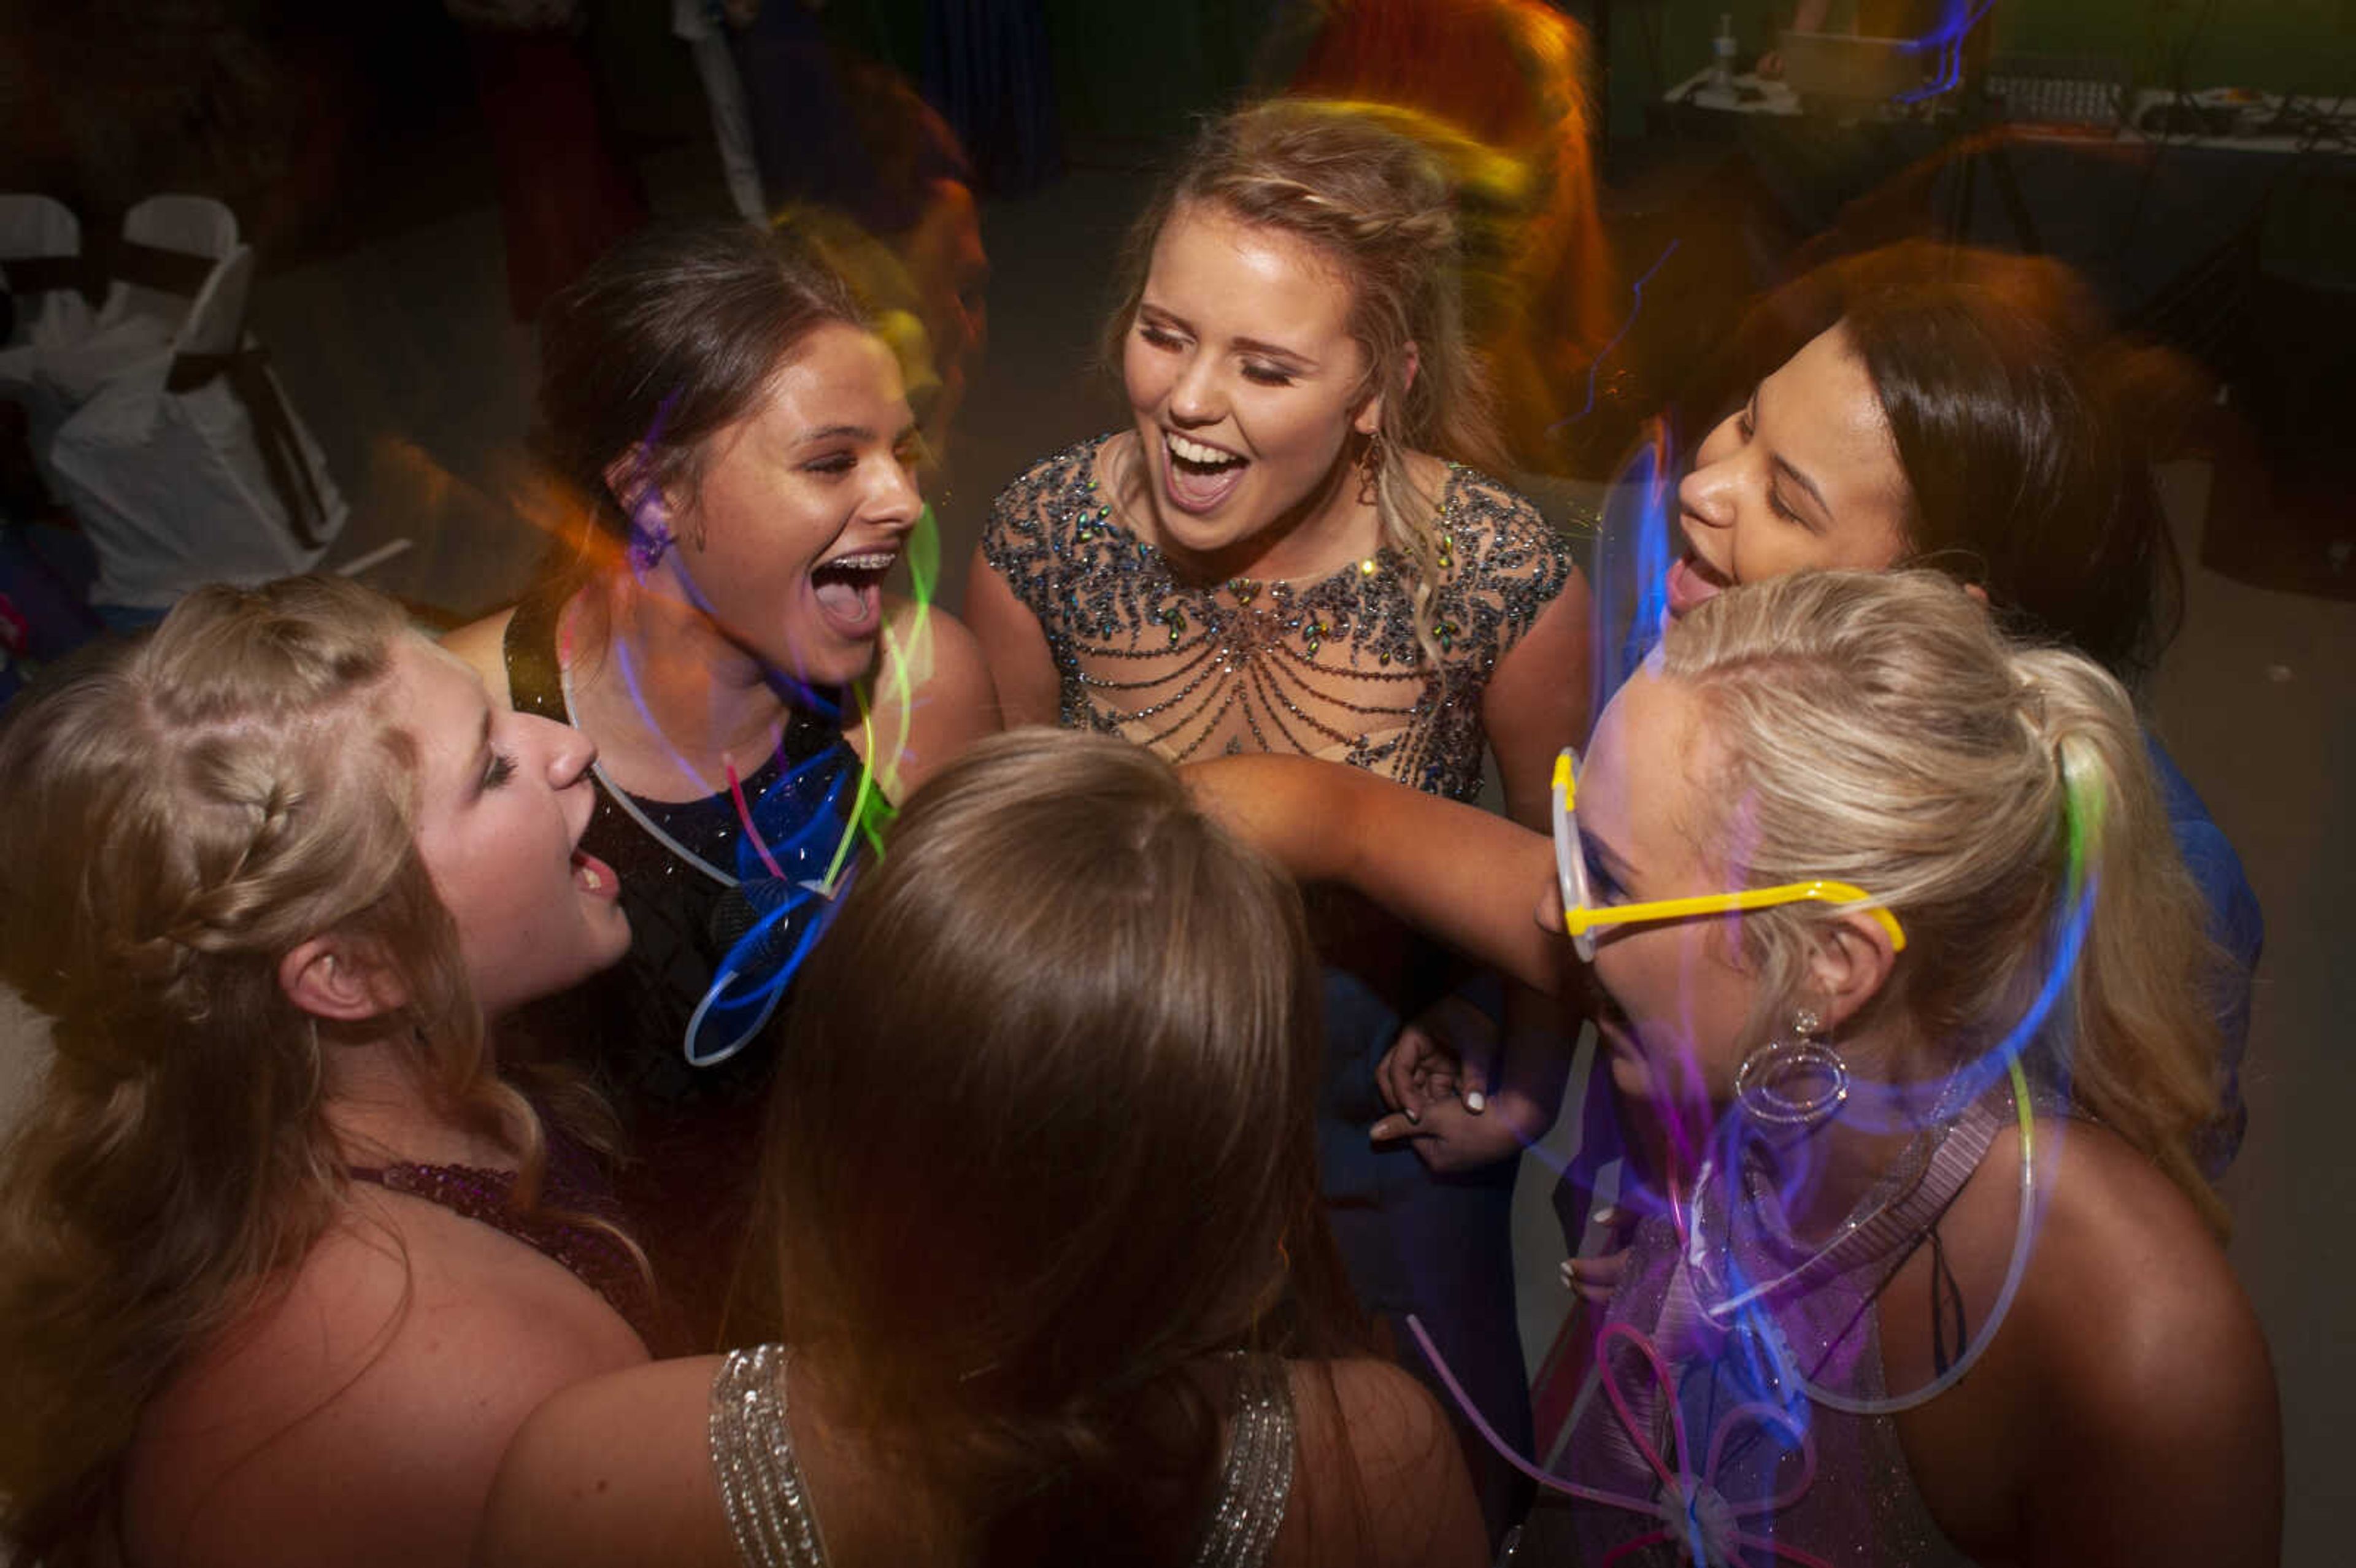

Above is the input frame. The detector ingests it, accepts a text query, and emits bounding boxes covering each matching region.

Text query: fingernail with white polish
[1465,1090,1487,1113]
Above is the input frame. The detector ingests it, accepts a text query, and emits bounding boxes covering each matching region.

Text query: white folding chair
[0,194,94,350]
[0,194,98,501]
[50,228,348,612]
[96,193,239,339]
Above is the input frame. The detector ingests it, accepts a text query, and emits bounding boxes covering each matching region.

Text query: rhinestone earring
[1733,1005,1849,1129]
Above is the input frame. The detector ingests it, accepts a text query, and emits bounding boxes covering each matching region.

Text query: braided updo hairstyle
[1106,98,1515,665]
[0,577,522,1561]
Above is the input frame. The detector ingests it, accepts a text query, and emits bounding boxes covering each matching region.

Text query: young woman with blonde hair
[967,97,1591,1537]
[0,577,650,1567]
[477,731,1485,1568]
[1191,569,2279,1565]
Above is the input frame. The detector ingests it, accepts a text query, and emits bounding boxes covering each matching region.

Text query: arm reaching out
[1185,754,1562,995]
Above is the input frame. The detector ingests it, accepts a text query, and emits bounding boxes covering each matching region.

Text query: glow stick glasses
[1550,748,1908,963]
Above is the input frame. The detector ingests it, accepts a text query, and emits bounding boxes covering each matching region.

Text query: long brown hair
[1692,242,2185,682]
[749,729,1365,1565]
[0,578,572,1560]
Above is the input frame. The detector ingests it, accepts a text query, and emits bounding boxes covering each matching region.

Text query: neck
[321,1028,515,1173]
[1738,1031,1954,1245]
[573,577,807,772]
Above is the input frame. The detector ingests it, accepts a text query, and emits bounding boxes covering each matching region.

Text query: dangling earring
[1355,428,1386,507]
[1733,1005,1849,1129]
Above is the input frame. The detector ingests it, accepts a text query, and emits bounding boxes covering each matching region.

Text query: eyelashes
[1582,840,1625,904]
[483,752,517,791]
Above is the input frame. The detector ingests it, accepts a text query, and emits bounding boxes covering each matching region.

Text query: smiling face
[394,639,629,1018]
[1668,323,1914,618]
[1121,201,1382,571]
[656,323,924,688]
[1550,671,1760,1123]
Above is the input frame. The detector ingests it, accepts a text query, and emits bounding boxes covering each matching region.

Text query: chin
[766,631,879,694]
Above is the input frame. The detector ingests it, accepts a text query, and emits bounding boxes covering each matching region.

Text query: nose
[868,448,923,529]
[537,714,596,790]
[1675,413,1744,531]
[1166,347,1224,428]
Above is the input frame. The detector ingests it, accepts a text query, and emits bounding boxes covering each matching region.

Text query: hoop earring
[1355,429,1385,507]
[1733,1006,1849,1129]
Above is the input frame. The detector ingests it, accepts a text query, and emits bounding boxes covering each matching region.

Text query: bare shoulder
[2012,1122,2270,1416]
[861,593,999,798]
[442,606,519,707]
[125,1200,646,1568]
[1276,1357,1486,1568]
[1941,1119,2281,1566]
[477,1356,734,1568]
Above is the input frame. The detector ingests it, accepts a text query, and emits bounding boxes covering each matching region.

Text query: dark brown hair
[533,220,869,596]
[1700,242,2185,682]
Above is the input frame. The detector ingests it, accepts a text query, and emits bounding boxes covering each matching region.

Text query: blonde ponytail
[2015,648,2227,1232]
[1663,572,2227,1231]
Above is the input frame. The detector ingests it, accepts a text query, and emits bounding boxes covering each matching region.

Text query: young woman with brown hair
[477,731,1485,1568]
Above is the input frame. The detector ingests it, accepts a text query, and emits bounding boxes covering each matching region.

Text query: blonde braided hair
[1106,98,1519,667]
[0,577,587,1561]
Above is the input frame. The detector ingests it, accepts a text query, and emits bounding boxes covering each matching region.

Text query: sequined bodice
[345,1160,655,1344]
[709,1345,1298,1567]
[982,437,1577,801]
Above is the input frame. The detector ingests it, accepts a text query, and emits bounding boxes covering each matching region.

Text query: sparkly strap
[710,1345,830,1568]
[708,1346,1295,1567]
[1190,1354,1298,1568]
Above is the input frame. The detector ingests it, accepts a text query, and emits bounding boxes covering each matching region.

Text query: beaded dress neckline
[982,435,1577,801]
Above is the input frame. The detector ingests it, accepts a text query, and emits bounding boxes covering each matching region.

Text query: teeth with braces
[1167,432,1241,466]
[820,551,897,572]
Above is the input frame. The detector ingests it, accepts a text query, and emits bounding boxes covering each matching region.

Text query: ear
[601,453,672,534]
[278,937,407,1024]
[1802,910,1898,1034]
[1353,341,1420,437]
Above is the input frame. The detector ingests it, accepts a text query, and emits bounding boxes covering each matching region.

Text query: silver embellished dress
[708,1345,1299,1567]
[979,436,1579,800]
